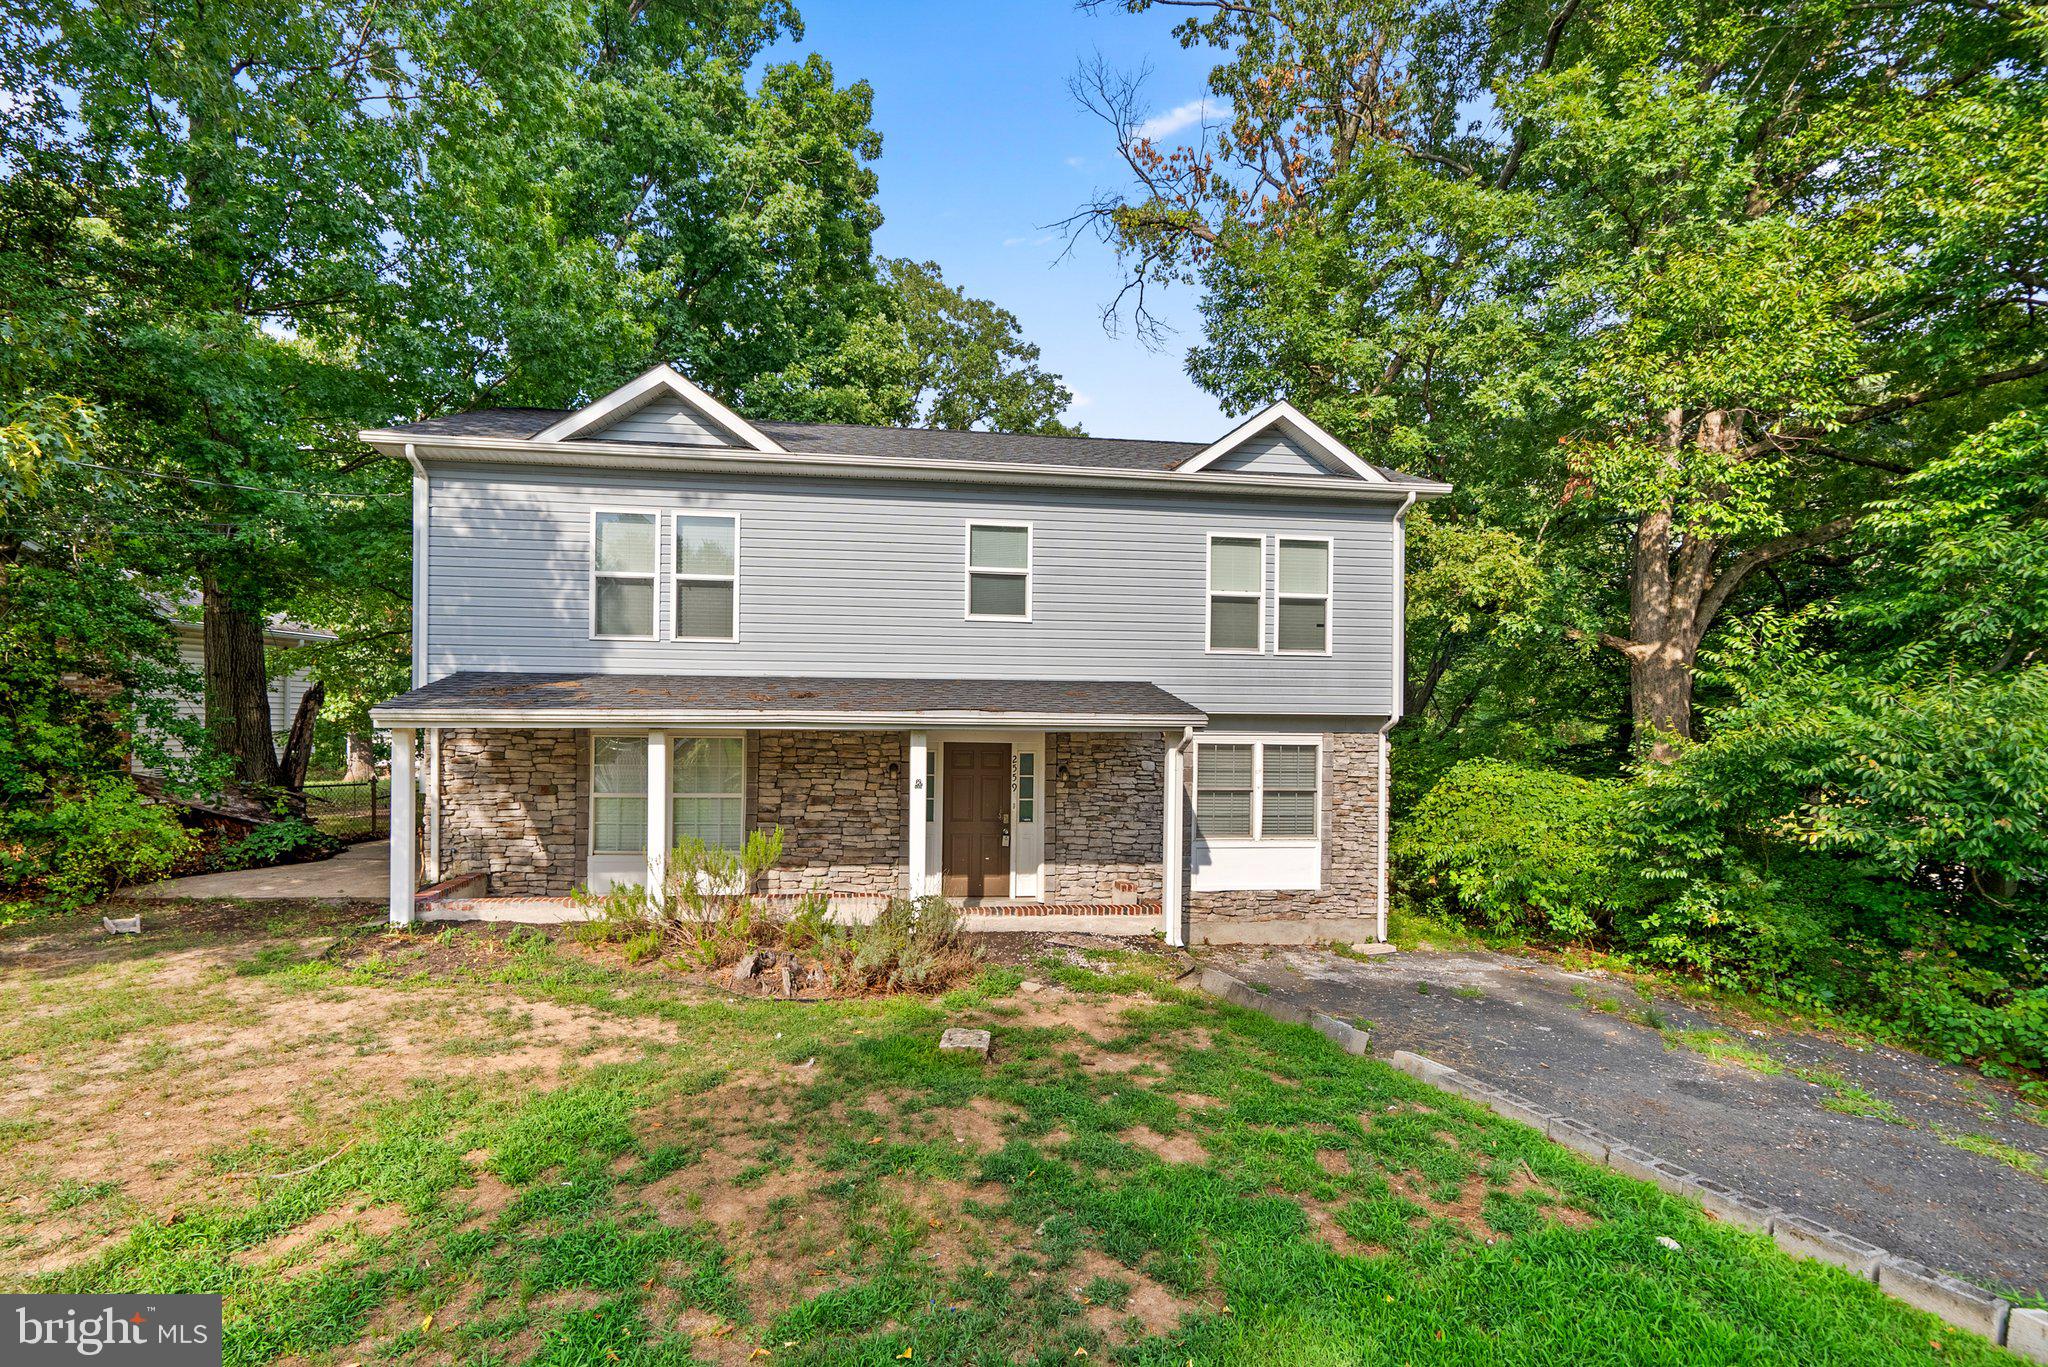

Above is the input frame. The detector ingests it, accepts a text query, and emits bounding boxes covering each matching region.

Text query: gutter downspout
[1378,491,1419,944]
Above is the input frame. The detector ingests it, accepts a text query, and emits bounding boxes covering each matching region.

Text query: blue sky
[760,1,1231,440]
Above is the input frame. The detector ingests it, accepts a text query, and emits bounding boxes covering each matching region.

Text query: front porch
[370,673,1204,943]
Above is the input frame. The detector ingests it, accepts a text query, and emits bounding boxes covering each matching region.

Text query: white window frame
[1275,534,1335,657]
[670,732,747,851]
[964,520,1033,622]
[670,511,741,643]
[588,732,650,856]
[1205,532,1267,654]
[1193,737,1323,847]
[590,508,660,642]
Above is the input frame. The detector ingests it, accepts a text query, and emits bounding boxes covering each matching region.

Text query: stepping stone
[939,1027,991,1058]
[102,916,141,935]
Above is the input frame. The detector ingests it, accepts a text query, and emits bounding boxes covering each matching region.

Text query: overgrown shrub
[1393,759,1642,940]
[0,778,192,912]
[571,828,978,993]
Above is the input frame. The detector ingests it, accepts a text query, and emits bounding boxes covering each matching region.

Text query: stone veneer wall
[1045,732,1165,902]
[752,730,908,898]
[1184,730,1381,943]
[438,728,585,896]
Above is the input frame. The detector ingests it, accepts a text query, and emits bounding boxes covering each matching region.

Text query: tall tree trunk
[342,733,376,782]
[1604,408,1856,763]
[201,568,283,789]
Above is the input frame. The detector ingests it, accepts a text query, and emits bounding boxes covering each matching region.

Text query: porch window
[1276,538,1331,653]
[592,511,657,639]
[590,736,648,854]
[966,523,1031,619]
[1207,535,1263,651]
[1194,743,1254,838]
[673,736,745,851]
[673,514,738,641]
[1195,740,1320,842]
[1017,752,1035,823]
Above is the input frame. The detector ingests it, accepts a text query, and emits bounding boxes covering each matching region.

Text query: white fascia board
[529,363,785,454]
[1179,402,1388,482]
[367,706,1204,732]
[359,432,1450,504]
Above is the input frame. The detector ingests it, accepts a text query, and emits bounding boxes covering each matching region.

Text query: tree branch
[1695,514,1860,630]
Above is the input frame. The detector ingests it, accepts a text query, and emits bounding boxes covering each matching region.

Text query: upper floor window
[674,514,738,641]
[1207,535,1264,652]
[592,511,657,640]
[1276,538,1331,654]
[1194,739,1321,842]
[966,522,1031,620]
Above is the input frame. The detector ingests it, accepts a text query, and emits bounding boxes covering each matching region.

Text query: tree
[1077,0,2048,759]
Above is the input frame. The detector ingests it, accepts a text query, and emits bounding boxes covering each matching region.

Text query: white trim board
[1178,402,1388,482]
[533,364,785,453]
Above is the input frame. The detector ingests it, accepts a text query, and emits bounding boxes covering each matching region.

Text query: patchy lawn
[0,902,2007,1365]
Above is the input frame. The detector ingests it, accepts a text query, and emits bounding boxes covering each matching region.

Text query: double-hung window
[1195,740,1320,842]
[672,736,745,851]
[592,511,657,639]
[590,736,649,854]
[1208,535,1264,652]
[966,523,1031,619]
[1276,538,1331,653]
[674,514,738,641]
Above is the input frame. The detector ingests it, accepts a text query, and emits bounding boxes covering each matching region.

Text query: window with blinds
[673,514,738,641]
[590,736,648,854]
[1194,740,1320,843]
[673,736,745,851]
[592,511,657,639]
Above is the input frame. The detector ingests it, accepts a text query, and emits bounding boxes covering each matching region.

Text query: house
[364,365,1449,945]
[133,602,334,771]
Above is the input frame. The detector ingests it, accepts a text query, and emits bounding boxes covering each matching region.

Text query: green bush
[1394,760,1642,940]
[215,818,337,871]
[0,779,192,911]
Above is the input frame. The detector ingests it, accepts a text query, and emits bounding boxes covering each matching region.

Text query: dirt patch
[1299,1200,1383,1258]
[1316,1148,1353,1176]
[1072,1248,1204,1341]
[237,1202,403,1266]
[938,1095,1021,1151]
[1122,1125,1206,1165]
[1402,1167,1593,1238]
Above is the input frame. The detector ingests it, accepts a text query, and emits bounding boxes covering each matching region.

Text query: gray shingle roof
[378,408,1433,486]
[372,671,1204,724]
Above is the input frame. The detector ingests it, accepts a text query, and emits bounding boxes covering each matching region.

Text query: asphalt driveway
[1211,945,2048,1300]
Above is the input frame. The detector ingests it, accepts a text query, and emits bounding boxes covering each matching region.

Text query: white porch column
[1161,731,1186,948]
[387,727,417,926]
[424,726,442,884]
[907,730,929,897]
[646,731,670,908]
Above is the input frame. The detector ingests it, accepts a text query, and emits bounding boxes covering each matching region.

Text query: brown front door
[942,742,1011,899]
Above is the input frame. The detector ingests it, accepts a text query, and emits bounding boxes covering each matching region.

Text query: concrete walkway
[134,839,389,902]
[1212,945,2048,1300]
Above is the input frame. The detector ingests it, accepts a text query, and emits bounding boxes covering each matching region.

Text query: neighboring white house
[365,365,1449,944]
[134,606,335,768]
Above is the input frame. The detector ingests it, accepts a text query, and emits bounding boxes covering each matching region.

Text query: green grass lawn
[0,904,2003,1365]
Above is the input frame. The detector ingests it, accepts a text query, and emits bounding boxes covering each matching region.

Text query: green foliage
[216,819,338,873]
[0,779,192,912]
[1395,760,1641,941]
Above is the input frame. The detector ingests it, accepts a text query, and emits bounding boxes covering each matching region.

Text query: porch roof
[371,671,1206,731]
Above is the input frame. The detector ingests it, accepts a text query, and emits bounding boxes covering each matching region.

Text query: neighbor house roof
[370,671,1206,731]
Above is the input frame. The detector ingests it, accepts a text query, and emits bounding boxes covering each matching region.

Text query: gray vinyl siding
[134,630,318,768]
[580,395,736,447]
[422,462,1402,717]
[1208,431,1342,478]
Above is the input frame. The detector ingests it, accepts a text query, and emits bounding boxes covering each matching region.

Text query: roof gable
[532,365,783,453]
[1178,402,1385,482]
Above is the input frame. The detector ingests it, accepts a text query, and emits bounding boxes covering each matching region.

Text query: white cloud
[1064,154,1088,170]
[1136,97,1226,142]
[1067,392,1095,409]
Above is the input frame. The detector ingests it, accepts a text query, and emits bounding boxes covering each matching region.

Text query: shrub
[1394,760,1642,940]
[215,818,338,871]
[0,779,192,911]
